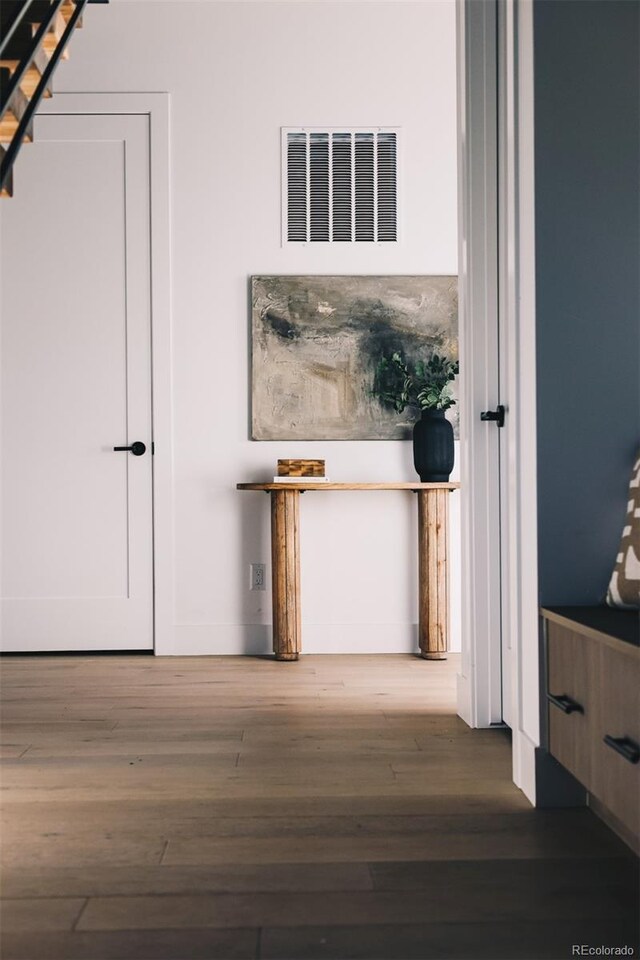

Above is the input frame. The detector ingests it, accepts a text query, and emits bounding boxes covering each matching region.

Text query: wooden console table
[237,482,459,661]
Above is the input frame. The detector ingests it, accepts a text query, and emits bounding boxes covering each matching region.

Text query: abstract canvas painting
[251,275,458,441]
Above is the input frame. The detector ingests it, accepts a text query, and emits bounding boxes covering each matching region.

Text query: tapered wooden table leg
[418,488,449,660]
[271,490,302,661]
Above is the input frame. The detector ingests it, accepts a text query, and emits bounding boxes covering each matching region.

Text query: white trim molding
[502,0,540,803]
[495,0,539,803]
[38,91,175,657]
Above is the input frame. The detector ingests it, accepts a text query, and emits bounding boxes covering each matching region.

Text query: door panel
[1,114,153,651]
[456,0,503,726]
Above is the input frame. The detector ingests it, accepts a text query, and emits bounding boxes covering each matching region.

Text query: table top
[237,482,460,491]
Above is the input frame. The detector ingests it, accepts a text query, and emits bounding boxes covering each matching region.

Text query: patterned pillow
[606,451,640,609]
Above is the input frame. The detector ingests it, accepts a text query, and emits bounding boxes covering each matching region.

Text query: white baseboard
[512,726,537,805]
[301,623,419,654]
[456,669,473,726]
[161,624,272,656]
[162,622,439,656]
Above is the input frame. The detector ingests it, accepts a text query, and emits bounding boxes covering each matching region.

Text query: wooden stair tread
[0,122,33,144]
[1,61,52,100]
[61,1,83,27]
[0,81,30,140]
[39,12,70,60]
[3,83,29,124]
[0,48,50,78]
[20,67,53,99]
[0,75,33,141]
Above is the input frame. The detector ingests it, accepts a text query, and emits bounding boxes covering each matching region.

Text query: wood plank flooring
[0,654,637,960]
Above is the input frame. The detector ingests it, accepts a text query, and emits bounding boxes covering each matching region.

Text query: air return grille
[283,129,399,243]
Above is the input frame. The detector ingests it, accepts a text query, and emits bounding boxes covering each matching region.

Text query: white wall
[56,0,460,654]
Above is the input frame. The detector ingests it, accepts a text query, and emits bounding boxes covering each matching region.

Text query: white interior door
[456,0,504,727]
[0,113,153,651]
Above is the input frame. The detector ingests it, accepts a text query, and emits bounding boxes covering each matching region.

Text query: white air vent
[282,128,399,244]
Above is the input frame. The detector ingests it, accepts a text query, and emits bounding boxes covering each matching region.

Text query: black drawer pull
[547,693,584,715]
[603,735,640,765]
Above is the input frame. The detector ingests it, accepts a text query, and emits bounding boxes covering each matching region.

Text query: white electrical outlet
[250,563,266,590]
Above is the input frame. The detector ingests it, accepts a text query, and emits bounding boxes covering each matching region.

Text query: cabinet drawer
[547,623,597,786]
[590,644,640,838]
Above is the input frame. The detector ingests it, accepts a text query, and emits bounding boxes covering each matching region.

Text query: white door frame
[39,91,174,656]
[457,1,540,802]
[499,1,540,804]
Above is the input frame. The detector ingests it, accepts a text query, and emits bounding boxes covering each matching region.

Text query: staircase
[0,0,104,197]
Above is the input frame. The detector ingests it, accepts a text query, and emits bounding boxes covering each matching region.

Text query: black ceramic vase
[413,408,454,482]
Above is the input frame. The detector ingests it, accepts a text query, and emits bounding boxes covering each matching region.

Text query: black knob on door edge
[480,405,505,427]
[113,441,146,456]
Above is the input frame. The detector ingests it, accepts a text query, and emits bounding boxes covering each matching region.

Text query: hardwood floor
[0,654,637,960]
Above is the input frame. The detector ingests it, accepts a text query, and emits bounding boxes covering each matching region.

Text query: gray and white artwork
[251,275,458,441]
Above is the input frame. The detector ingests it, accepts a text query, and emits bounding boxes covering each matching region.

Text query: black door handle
[603,735,640,764]
[113,441,146,456]
[480,405,505,427]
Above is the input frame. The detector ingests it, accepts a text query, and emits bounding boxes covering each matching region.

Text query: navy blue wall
[534,0,640,604]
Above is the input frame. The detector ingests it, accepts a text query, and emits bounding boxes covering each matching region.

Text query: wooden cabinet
[547,624,596,787]
[591,641,640,839]
[542,607,640,850]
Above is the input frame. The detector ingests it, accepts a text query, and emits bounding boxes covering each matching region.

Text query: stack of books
[273,459,330,483]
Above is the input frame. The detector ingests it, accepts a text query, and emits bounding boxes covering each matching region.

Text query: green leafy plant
[373,352,459,413]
